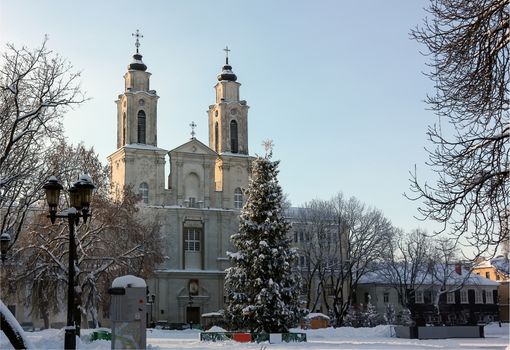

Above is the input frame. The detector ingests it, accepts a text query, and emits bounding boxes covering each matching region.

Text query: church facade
[107,41,253,325]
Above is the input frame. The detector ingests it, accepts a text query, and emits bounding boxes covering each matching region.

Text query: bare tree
[0,38,85,348]
[297,194,393,326]
[408,0,509,255]
[0,38,85,250]
[3,142,163,330]
[429,238,472,319]
[295,200,333,312]
[380,228,433,322]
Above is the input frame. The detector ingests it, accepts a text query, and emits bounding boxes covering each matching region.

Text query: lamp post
[0,229,11,263]
[147,293,155,327]
[43,174,95,350]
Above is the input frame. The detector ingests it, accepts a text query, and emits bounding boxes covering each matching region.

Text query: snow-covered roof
[359,264,499,287]
[491,256,509,275]
[305,313,330,320]
[123,143,167,152]
[112,275,146,288]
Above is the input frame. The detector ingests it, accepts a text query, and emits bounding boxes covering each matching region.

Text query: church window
[184,228,201,251]
[230,120,238,153]
[234,188,243,209]
[215,122,219,152]
[139,182,149,204]
[122,112,127,144]
[137,110,146,144]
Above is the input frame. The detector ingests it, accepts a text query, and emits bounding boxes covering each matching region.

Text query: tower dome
[217,63,237,82]
[128,53,147,71]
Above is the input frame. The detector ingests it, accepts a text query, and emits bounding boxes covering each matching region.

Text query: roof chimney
[455,263,462,275]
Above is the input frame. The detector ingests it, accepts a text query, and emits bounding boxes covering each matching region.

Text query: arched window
[139,182,149,204]
[214,122,219,152]
[137,110,146,144]
[230,120,238,153]
[234,187,243,209]
[122,112,127,144]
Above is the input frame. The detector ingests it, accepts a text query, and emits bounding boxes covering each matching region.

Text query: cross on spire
[190,121,197,139]
[223,46,231,64]
[132,29,143,53]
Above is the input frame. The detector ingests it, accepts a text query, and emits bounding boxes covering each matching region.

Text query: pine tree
[343,305,362,328]
[383,303,396,325]
[397,308,414,326]
[363,296,380,327]
[224,147,301,333]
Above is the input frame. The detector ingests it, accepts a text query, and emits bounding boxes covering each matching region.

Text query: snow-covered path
[1,323,508,349]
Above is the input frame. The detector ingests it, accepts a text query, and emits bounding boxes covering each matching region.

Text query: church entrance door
[186,306,200,327]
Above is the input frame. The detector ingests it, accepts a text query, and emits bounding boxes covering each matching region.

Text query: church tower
[116,30,158,148]
[208,47,249,155]
[108,31,167,204]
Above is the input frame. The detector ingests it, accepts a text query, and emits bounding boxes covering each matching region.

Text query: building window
[294,231,298,243]
[485,290,494,304]
[326,284,334,296]
[485,271,491,279]
[383,292,389,303]
[475,289,483,304]
[123,112,127,144]
[234,188,243,209]
[230,120,238,153]
[299,255,306,267]
[415,290,424,304]
[137,110,146,143]
[214,122,219,152]
[460,290,468,304]
[184,228,201,252]
[496,274,500,280]
[447,292,455,304]
[138,182,149,204]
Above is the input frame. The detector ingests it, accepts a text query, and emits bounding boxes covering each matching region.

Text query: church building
[107,34,253,325]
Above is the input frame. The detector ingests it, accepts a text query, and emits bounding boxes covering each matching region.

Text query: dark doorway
[186,306,200,325]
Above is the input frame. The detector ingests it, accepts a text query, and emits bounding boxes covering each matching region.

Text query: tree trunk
[0,302,32,349]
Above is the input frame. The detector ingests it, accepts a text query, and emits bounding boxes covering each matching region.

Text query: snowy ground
[1,323,508,349]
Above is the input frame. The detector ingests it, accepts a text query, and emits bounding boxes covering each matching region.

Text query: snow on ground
[1,323,508,349]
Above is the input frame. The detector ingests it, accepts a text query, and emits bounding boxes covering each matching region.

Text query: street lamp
[43,174,95,350]
[0,229,11,262]
[147,293,155,327]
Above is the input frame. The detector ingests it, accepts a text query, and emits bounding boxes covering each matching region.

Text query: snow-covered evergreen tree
[343,305,362,328]
[362,296,380,327]
[383,303,396,325]
[397,308,414,326]
[224,146,301,333]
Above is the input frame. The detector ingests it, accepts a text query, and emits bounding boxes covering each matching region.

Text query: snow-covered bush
[396,308,414,326]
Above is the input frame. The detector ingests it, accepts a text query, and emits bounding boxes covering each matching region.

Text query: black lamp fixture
[42,176,63,224]
[0,229,11,262]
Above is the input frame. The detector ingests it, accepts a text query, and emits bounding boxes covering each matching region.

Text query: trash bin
[108,275,147,349]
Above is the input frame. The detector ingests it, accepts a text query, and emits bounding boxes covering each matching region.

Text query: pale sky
[0,0,441,234]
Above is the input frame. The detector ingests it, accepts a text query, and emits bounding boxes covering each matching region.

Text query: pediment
[169,138,217,156]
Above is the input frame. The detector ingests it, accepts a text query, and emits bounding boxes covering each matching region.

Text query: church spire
[217,45,237,82]
[128,29,147,71]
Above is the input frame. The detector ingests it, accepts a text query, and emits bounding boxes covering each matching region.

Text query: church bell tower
[208,47,249,155]
[108,30,167,204]
[116,30,159,148]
